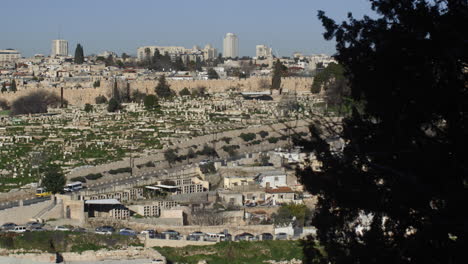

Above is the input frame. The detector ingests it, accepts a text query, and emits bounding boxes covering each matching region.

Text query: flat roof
[154,184,179,189]
[85,199,120,205]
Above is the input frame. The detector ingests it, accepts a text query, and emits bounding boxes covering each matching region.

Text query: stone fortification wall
[0,77,313,106]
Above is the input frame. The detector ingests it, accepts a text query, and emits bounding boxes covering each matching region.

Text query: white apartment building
[51,39,68,57]
[256,45,272,58]
[223,33,239,58]
[0,49,21,62]
[203,44,218,60]
[137,46,187,61]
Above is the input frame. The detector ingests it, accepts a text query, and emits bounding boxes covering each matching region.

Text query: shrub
[108,167,132,174]
[239,133,256,142]
[258,130,269,138]
[95,95,107,104]
[70,176,87,183]
[220,137,232,144]
[267,137,279,143]
[84,173,103,180]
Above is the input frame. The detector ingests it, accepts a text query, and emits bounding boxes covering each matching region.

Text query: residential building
[0,49,21,62]
[203,44,218,60]
[223,33,239,58]
[255,170,287,188]
[256,45,272,59]
[51,39,68,57]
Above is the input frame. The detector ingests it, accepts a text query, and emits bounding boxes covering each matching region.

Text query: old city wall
[0,77,313,106]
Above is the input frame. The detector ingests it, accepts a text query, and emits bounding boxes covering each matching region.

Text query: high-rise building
[203,44,217,60]
[0,49,21,62]
[51,39,68,57]
[256,45,272,58]
[223,33,239,58]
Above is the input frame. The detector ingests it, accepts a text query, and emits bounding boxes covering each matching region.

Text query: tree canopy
[143,94,158,110]
[155,75,174,99]
[42,165,66,194]
[298,1,467,263]
[271,59,284,90]
[207,68,219,79]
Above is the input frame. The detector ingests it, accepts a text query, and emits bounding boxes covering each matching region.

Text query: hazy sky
[0,0,375,57]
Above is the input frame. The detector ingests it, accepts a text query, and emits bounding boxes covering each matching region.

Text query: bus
[35,187,51,197]
[63,182,83,192]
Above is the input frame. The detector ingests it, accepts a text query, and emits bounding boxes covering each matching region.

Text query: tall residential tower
[51,39,68,57]
[223,33,238,58]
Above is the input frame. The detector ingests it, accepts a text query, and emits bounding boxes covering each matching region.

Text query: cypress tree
[10,80,17,92]
[74,44,84,64]
[271,59,283,90]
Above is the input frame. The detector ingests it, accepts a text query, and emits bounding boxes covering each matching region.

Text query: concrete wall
[87,217,274,237]
[0,199,53,224]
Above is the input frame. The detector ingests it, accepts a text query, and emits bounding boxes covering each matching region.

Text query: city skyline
[0,0,374,57]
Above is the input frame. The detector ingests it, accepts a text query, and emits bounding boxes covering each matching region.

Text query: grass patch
[0,231,140,253]
[154,240,304,264]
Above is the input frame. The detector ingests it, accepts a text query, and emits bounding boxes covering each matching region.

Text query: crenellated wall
[0,77,313,106]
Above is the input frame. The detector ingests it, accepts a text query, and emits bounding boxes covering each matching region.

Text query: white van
[11,226,27,233]
[64,182,83,192]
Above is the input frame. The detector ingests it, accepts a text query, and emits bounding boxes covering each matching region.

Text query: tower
[223,33,239,58]
[51,39,68,57]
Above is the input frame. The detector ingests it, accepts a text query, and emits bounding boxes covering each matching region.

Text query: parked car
[188,231,205,241]
[1,222,17,231]
[54,226,71,231]
[95,226,115,235]
[30,227,45,232]
[256,232,274,240]
[275,232,288,240]
[140,229,156,238]
[72,227,87,233]
[161,230,180,239]
[11,226,28,233]
[26,221,44,229]
[234,232,255,241]
[119,228,136,236]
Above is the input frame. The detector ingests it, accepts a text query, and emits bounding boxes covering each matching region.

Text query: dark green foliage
[143,94,158,110]
[131,90,146,103]
[95,95,107,104]
[0,99,9,110]
[271,60,283,90]
[155,75,174,98]
[258,130,269,138]
[164,149,179,165]
[208,68,219,79]
[107,98,121,112]
[108,168,131,175]
[70,176,86,183]
[93,80,101,88]
[84,173,103,180]
[179,87,191,97]
[220,137,232,144]
[187,149,196,159]
[10,91,64,115]
[250,140,261,145]
[42,165,66,194]
[145,161,156,167]
[239,133,256,142]
[298,1,468,263]
[10,79,17,92]
[272,203,311,227]
[155,240,305,264]
[84,103,93,113]
[258,153,270,166]
[74,44,84,64]
[199,162,216,174]
[1,82,7,93]
[267,137,279,144]
[198,144,218,157]
[222,145,240,156]
[311,63,344,94]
